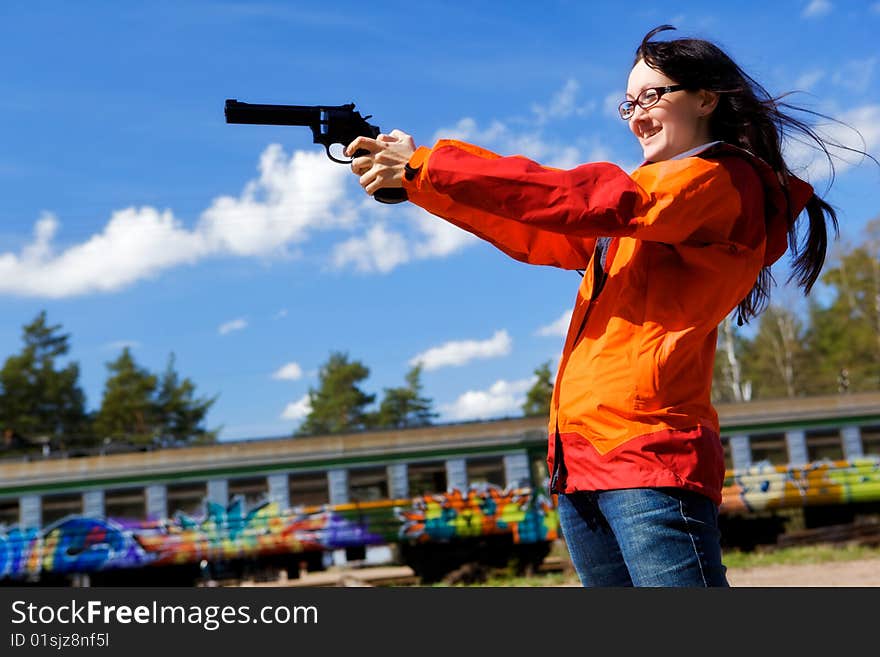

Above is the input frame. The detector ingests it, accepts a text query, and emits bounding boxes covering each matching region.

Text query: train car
[1,392,879,585]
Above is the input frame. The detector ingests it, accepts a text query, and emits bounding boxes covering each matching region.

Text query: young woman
[345,26,843,586]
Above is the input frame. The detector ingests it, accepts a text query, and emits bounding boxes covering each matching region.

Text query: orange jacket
[401,140,813,504]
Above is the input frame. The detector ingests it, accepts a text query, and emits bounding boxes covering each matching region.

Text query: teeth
[643,128,660,138]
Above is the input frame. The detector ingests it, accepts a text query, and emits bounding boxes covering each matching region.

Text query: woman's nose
[630,102,649,121]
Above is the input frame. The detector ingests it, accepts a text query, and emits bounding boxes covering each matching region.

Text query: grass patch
[436,543,880,586]
[481,571,574,587]
[433,571,575,587]
[722,543,880,569]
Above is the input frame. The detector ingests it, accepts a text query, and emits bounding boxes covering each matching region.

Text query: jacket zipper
[550,238,613,493]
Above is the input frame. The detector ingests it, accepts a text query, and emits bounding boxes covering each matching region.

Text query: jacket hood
[651,142,815,266]
[753,161,814,266]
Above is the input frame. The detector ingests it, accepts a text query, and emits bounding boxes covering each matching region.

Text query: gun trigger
[326,144,352,165]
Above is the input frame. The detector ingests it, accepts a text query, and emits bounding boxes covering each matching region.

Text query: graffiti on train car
[0,518,137,579]
[0,485,554,580]
[133,498,387,565]
[396,485,558,544]
[0,501,384,579]
[720,457,880,513]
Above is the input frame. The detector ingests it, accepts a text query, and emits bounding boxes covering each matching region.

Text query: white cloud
[785,104,880,180]
[331,204,477,275]
[604,91,624,119]
[331,223,410,273]
[0,145,352,299]
[272,361,303,381]
[409,330,512,371]
[198,145,353,256]
[544,146,581,170]
[218,318,248,335]
[831,57,877,94]
[0,209,207,298]
[536,310,573,337]
[441,377,534,421]
[802,0,832,18]
[431,117,508,145]
[327,95,630,277]
[326,96,633,277]
[431,116,577,165]
[531,79,595,125]
[281,394,312,421]
[2,85,630,297]
[410,208,476,259]
[430,111,644,177]
[501,131,556,162]
[794,69,825,91]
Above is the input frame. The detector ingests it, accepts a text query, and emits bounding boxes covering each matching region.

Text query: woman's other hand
[345,130,416,196]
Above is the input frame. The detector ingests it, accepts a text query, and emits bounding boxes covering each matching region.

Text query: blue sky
[1,1,878,441]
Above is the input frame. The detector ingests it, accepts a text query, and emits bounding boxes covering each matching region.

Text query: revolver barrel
[224,99,331,126]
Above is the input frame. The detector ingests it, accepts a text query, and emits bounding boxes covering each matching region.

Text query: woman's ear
[697,90,720,116]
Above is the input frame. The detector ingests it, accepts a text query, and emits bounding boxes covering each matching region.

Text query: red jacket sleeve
[402,140,596,269]
[402,139,757,262]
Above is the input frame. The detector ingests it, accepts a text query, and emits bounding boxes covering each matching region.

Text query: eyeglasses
[618,85,687,120]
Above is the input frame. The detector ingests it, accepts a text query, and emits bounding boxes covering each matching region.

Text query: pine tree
[93,348,159,445]
[0,311,89,448]
[155,353,218,445]
[297,352,376,435]
[375,364,437,428]
[522,361,555,417]
[807,237,880,393]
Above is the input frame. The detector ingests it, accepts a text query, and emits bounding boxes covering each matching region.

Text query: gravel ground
[551,557,880,587]
[238,554,880,587]
[726,557,880,587]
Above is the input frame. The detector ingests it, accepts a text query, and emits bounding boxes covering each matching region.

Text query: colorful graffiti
[0,499,384,581]
[9,454,875,582]
[721,457,880,514]
[396,485,558,544]
[0,518,133,580]
[0,485,555,581]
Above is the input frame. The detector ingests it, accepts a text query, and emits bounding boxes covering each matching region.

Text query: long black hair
[635,25,873,323]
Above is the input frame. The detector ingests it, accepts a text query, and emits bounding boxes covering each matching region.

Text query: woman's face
[625,59,715,162]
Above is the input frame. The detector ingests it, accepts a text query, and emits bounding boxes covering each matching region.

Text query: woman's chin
[642,144,672,163]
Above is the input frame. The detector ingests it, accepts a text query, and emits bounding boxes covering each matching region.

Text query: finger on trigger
[345,136,370,157]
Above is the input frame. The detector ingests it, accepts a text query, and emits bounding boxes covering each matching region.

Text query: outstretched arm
[345,132,596,269]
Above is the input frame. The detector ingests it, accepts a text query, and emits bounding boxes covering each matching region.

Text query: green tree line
[713,219,880,402]
[0,312,217,453]
[2,225,877,448]
[525,221,880,414]
[296,353,437,436]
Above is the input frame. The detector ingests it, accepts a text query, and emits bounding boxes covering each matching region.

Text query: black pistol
[224,99,407,205]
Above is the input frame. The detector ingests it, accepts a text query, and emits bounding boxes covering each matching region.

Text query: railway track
[775,520,880,549]
[222,556,568,588]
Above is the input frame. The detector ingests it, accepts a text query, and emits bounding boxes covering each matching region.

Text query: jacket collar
[639,140,727,166]
[641,140,814,268]
[671,140,725,160]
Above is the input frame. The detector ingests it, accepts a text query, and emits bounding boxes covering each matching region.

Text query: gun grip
[352,148,408,204]
[373,188,408,204]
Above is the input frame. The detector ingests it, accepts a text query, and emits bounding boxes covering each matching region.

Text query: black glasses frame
[618,85,687,120]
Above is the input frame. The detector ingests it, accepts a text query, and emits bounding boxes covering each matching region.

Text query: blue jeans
[557,488,729,587]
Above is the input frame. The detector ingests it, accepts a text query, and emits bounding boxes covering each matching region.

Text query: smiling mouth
[641,127,661,140]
